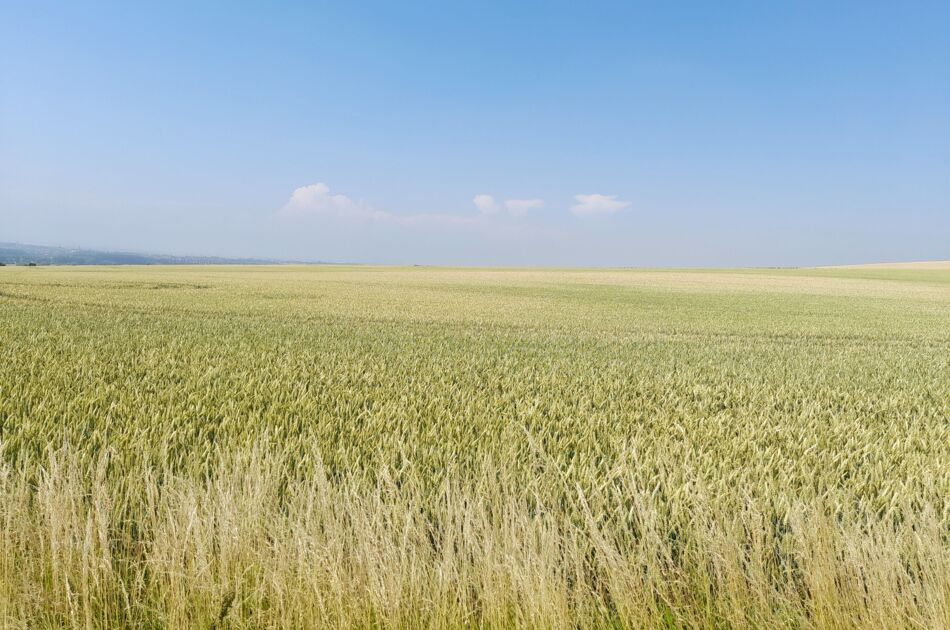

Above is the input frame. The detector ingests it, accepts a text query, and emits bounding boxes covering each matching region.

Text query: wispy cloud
[570,193,631,217]
[282,183,629,229]
[280,182,388,221]
[472,195,544,217]
[273,182,629,264]
[281,182,481,227]
[472,194,499,215]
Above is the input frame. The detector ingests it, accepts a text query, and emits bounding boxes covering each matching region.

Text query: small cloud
[281,182,386,221]
[504,198,544,217]
[570,193,631,217]
[473,194,544,217]
[473,194,499,215]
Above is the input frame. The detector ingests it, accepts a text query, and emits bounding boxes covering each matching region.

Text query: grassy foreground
[0,265,948,629]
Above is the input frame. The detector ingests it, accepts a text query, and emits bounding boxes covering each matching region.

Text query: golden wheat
[1,265,948,628]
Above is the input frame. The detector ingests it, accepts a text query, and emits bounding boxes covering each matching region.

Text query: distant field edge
[818,260,950,270]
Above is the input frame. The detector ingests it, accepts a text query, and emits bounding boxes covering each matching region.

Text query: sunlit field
[1,265,948,629]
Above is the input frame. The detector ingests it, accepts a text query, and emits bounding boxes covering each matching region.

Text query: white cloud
[274,183,573,263]
[282,182,486,230]
[570,193,631,217]
[280,183,550,242]
[280,182,387,221]
[473,194,499,215]
[473,194,544,217]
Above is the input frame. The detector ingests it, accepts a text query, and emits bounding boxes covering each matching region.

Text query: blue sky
[1,1,948,266]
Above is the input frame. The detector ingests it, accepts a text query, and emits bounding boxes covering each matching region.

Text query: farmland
[0,265,948,628]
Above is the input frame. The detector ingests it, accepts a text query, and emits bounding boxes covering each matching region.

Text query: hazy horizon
[2,2,948,267]
[4,239,950,269]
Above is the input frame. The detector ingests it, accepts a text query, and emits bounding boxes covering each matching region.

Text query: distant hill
[0,242,294,266]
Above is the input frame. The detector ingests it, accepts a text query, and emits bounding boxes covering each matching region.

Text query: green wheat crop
[0,265,948,628]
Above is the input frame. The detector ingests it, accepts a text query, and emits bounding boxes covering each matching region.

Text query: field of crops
[1,265,948,629]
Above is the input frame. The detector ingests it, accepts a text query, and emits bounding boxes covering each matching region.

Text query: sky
[1,1,948,266]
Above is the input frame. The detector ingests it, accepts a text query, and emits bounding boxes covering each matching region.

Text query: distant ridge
[0,242,304,266]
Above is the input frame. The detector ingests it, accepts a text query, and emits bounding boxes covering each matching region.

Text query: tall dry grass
[2,445,947,629]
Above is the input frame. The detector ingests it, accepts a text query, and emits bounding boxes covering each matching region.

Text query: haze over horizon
[2,2,948,267]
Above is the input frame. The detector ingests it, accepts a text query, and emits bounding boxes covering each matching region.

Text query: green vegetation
[1,265,948,628]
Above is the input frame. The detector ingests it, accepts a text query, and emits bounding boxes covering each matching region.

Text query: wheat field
[0,265,948,629]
